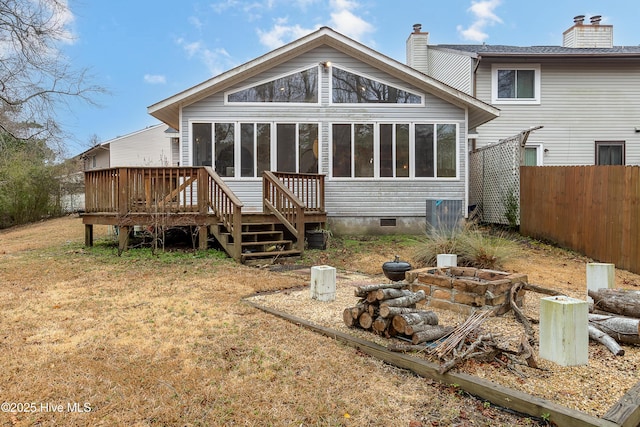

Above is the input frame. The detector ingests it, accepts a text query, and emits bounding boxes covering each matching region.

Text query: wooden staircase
[208,170,327,263]
[210,217,306,264]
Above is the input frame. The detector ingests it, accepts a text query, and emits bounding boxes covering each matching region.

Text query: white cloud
[176,37,234,75]
[457,0,503,42]
[329,9,373,41]
[255,0,374,49]
[189,16,203,30]
[144,74,166,84]
[211,0,240,14]
[257,19,318,49]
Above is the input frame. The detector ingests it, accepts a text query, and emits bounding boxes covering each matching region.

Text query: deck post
[118,168,129,215]
[118,226,130,254]
[199,226,208,250]
[84,224,94,247]
[197,168,209,251]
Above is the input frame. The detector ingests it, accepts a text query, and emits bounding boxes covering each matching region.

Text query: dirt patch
[1,216,638,425]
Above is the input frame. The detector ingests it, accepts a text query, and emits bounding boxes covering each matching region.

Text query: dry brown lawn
[0,216,637,426]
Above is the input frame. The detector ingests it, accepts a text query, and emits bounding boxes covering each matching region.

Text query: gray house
[148,26,499,234]
[406,16,640,166]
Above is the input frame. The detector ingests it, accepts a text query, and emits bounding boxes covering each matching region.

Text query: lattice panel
[469,137,521,225]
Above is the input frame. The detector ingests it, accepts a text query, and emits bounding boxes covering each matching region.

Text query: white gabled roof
[148,27,499,129]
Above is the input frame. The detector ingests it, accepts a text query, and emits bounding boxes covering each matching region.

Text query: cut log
[392,311,439,334]
[588,325,625,356]
[412,325,454,344]
[406,322,443,336]
[372,316,391,333]
[379,306,421,319]
[589,289,640,319]
[375,288,414,301]
[350,302,368,320]
[367,303,379,318]
[358,312,374,330]
[354,282,405,297]
[588,313,640,345]
[380,290,426,309]
[343,307,357,327]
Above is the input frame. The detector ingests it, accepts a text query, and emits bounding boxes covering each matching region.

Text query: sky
[58,0,639,156]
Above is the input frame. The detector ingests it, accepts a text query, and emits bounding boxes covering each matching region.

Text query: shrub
[412,223,515,270]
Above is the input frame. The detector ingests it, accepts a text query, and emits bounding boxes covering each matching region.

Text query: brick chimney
[406,23,429,73]
[563,15,613,48]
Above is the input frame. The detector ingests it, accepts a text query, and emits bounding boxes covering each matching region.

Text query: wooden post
[84,224,94,247]
[118,168,129,216]
[118,226,130,254]
[198,226,208,250]
[197,168,209,252]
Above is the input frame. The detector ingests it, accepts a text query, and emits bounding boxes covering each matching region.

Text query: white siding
[110,125,173,167]
[180,46,470,224]
[474,61,640,166]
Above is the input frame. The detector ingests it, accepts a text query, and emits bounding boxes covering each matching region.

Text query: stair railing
[202,167,244,260]
[262,171,305,251]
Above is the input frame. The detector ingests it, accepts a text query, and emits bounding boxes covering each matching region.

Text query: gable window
[331,123,457,178]
[596,141,625,165]
[227,67,318,103]
[332,67,422,104]
[492,64,540,104]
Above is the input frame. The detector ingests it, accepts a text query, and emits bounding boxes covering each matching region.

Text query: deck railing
[85,167,205,214]
[84,167,323,258]
[270,172,325,213]
[202,167,244,260]
[263,171,305,250]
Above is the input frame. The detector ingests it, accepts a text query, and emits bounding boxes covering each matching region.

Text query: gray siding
[427,49,474,95]
[474,61,640,165]
[180,46,469,224]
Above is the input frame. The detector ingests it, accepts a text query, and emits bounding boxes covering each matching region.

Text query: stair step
[241,249,302,261]
[241,230,283,236]
[240,239,292,247]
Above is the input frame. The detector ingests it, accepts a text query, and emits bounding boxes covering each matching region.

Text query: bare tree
[0,0,104,151]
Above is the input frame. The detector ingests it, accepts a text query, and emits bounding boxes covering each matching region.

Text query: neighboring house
[406,16,640,166]
[147,26,499,234]
[67,124,178,213]
[79,123,179,171]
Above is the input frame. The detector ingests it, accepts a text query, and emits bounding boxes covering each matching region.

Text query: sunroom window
[331,123,457,178]
[192,122,318,177]
[227,67,318,103]
[332,67,422,104]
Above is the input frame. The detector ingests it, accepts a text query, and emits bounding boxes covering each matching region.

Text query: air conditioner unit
[426,199,463,232]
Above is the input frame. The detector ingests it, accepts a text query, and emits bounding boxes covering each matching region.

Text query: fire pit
[406,266,527,315]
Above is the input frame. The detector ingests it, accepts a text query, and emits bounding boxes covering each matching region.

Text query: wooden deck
[81,167,327,262]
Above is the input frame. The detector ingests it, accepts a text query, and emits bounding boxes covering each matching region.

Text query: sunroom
[148,26,499,235]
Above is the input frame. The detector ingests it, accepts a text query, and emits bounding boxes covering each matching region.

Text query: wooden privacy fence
[520,166,640,275]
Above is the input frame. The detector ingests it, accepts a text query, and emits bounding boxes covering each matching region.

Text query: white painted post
[586,263,615,303]
[539,296,589,366]
[310,265,336,302]
[437,254,457,268]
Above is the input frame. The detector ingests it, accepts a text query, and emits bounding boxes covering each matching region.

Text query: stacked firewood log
[343,283,453,344]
